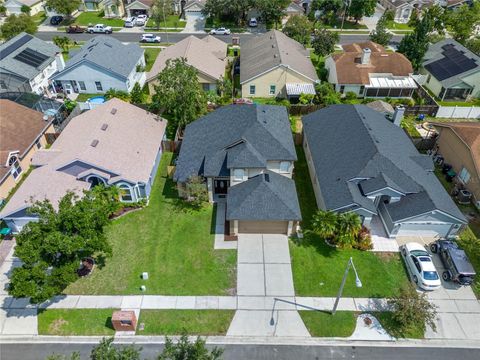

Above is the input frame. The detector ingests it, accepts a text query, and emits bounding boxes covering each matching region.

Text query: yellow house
[240,30,319,100]
[0,100,55,202]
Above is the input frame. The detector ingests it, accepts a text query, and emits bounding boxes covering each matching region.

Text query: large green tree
[151,0,173,30]
[203,0,253,25]
[397,14,432,70]
[256,0,290,29]
[446,1,480,44]
[282,14,312,46]
[347,0,376,24]
[369,14,392,46]
[311,27,339,56]
[151,58,207,129]
[0,13,37,40]
[46,0,82,19]
[9,186,120,304]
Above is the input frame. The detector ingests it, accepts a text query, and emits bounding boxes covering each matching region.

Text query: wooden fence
[288,104,325,116]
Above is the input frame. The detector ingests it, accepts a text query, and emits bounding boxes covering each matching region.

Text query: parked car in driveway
[50,16,63,26]
[249,18,258,27]
[430,240,476,285]
[400,242,442,291]
[66,25,86,33]
[124,17,136,28]
[135,14,148,26]
[210,27,231,35]
[141,34,161,43]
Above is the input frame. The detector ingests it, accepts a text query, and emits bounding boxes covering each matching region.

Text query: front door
[214,179,229,194]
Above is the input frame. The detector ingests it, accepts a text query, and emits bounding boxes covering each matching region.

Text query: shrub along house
[174,104,301,236]
[302,104,466,239]
[0,99,167,233]
[51,36,145,95]
[325,41,417,98]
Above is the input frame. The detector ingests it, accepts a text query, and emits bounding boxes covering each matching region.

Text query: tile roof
[146,35,227,82]
[0,32,59,81]
[227,171,301,221]
[240,30,319,84]
[0,100,53,181]
[302,104,466,223]
[0,99,167,218]
[331,41,413,85]
[53,36,144,80]
[174,104,297,183]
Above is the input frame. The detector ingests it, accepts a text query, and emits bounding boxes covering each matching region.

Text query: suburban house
[125,0,153,17]
[0,32,64,95]
[51,36,145,95]
[0,99,167,233]
[432,122,480,209]
[146,35,227,93]
[378,0,432,23]
[174,105,301,236]
[325,41,417,98]
[302,104,466,238]
[240,30,319,100]
[283,1,305,23]
[183,0,205,17]
[82,0,125,17]
[421,39,480,101]
[3,0,45,15]
[0,100,55,203]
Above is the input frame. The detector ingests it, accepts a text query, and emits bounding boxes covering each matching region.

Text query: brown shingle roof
[0,100,52,180]
[332,41,413,85]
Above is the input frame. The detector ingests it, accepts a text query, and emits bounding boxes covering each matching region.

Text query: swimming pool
[87,96,106,104]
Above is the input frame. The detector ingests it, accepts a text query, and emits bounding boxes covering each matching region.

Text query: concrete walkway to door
[227,234,310,337]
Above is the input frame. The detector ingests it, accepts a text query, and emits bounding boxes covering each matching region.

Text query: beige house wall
[148,72,217,94]
[241,66,315,98]
[0,123,55,201]
[436,127,480,204]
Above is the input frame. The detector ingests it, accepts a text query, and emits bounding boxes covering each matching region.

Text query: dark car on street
[430,240,476,285]
[50,16,64,26]
[66,25,86,33]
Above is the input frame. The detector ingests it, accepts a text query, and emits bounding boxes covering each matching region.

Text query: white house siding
[145,145,163,197]
[5,0,45,15]
[30,55,63,95]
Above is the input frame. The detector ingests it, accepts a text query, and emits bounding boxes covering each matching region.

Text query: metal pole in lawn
[332,257,362,315]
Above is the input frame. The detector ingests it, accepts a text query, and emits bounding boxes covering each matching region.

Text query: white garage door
[396,223,452,237]
[238,221,288,234]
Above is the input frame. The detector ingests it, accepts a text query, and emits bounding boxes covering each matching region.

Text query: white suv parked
[141,34,161,43]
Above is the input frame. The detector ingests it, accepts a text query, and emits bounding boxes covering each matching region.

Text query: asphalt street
[1,343,479,360]
[34,31,403,46]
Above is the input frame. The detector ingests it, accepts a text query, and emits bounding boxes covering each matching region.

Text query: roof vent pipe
[392,105,405,127]
[361,48,371,65]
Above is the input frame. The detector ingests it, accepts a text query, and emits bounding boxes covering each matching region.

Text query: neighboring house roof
[227,171,302,221]
[184,0,205,10]
[0,32,59,82]
[302,105,466,223]
[366,100,394,115]
[125,0,153,9]
[5,0,42,7]
[331,41,413,85]
[52,36,144,81]
[380,0,433,9]
[240,30,319,84]
[431,122,480,179]
[174,104,297,183]
[0,99,167,218]
[423,39,480,88]
[0,99,53,182]
[286,1,305,13]
[146,35,227,82]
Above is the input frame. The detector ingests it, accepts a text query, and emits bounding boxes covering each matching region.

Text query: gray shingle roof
[239,30,319,84]
[174,104,297,183]
[226,171,301,221]
[52,36,144,80]
[302,105,466,223]
[0,32,59,81]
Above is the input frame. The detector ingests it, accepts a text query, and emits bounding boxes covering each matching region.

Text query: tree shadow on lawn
[291,231,337,258]
[161,176,204,213]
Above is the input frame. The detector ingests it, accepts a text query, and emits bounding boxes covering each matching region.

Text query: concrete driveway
[182,13,205,33]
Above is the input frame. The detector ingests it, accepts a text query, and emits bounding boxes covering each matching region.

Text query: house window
[359,86,365,95]
[118,184,133,202]
[249,85,256,95]
[202,83,210,92]
[0,80,7,90]
[459,167,471,184]
[35,140,41,149]
[269,85,276,95]
[279,161,290,173]
[78,81,86,91]
[95,81,103,91]
[8,156,22,180]
[233,169,244,181]
[339,85,345,94]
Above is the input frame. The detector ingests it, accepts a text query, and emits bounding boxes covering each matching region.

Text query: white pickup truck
[87,24,113,34]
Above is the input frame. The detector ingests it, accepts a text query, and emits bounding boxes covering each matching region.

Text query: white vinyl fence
[435,106,480,119]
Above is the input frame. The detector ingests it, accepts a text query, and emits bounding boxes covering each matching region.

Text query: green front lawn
[65,153,236,295]
[32,11,47,25]
[75,93,102,102]
[438,98,480,107]
[75,12,124,27]
[144,48,161,72]
[385,21,413,30]
[318,19,368,30]
[137,310,234,335]
[401,116,422,138]
[290,147,409,298]
[38,309,116,336]
[300,311,357,337]
[146,15,186,29]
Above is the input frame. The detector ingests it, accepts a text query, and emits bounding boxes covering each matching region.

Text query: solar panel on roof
[13,48,49,68]
[425,45,478,81]
[0,34,33,61]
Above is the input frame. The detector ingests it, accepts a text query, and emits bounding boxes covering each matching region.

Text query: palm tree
[336,212,362,247]
[311,210,339,240]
